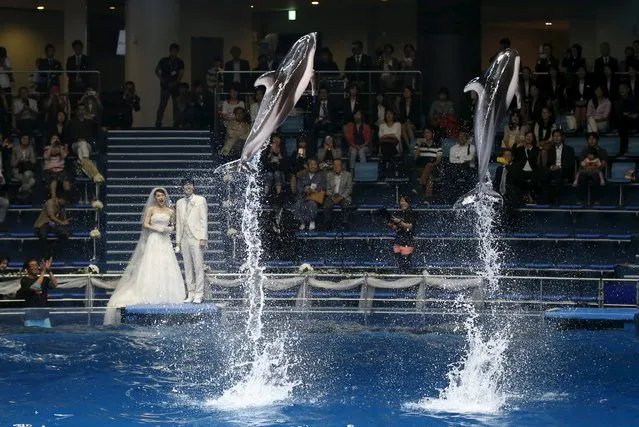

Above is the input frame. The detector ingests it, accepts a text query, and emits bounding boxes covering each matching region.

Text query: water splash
[210,159,297,409]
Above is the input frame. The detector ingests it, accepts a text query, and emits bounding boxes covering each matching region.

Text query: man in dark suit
[614,83,639,154]
[594,42,619,79]
[154,43,185,128]
[311,86,339,148]
[538,129,576,205]
[66,40,92,110]
[224,46,251,92]
[494,149,521,230]
[36,44,63,96]
[344,40,374,90]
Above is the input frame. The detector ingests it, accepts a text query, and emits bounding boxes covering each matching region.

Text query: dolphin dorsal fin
[255,71,277,90]
[464,78,484,96]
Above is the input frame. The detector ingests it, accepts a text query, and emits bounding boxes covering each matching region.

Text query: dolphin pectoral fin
[213,159,258,175]
[464,78,484,96]
[255,71,277,90]
[453,185,503,210]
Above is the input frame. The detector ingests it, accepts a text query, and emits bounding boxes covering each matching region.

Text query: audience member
[11,134,36,199]
[567,66,592,130]
[261,133,288,198]
[574,146,605,188]
[400,44,418,89]
[42,85,69,127]
[448,130,477,196]
[615,83,639,154]
[342,82,363,125]
[399,86,420,148]
[388,195,415,273]
[414,128,442,204]
[378,109,402,175]
[601,64,620,100]
[538,129,576,205]
[0,46,12,108]
[344,40,374,89]
[249,86,265,123]
[289,136,309,194]
[79,87,103,125]
[586,85,611,133]
[36,44,62,96]
[374,91,392,128]
[534,107,556,148]
[493,149,521,230]
[13,86,38,135]
[525,84,544,124]
[513,130,539,203]
[0,184,7,232]
[428,87,455,129]
[535,43,559,76]
[219,106,250,157]
[224,46,251,91]
[545,65,566,113]
[115,81,140,129]
[43,136,71,200]
[295,158,325,231]
[70,103,97,144]
[594,42,619,79]
[205,57,223,93]
[323,159,353,228]
[502,111,526,149]
[619,47,636,72]
[189,81,215,129]
[48,111,72,149]
[66,40,92,110]
[575,133,608,205]
[562,43,586,74]
[154,43,185,128]
[34,192,72,256]
[317,135,342,172]
[261,198,296,260]
[378,43,400,91]
[174,82,192,128]
[220,84,245,130]
[625,65,638,98]
[312,86,338,147]
[344,108,371,170]
[315,47,339,77]
[18,257,58,327]
[519,66,536,101]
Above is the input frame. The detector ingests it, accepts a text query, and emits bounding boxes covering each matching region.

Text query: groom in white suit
[175,178,208,304]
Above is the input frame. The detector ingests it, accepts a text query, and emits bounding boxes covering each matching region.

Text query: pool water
[0,320,638,426]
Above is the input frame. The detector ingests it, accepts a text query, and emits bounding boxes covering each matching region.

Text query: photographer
[18,257,58,327]
[116,81,140,129]
[78,87,102,126]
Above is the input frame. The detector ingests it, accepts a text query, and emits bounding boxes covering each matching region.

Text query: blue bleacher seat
[280,115,304,133]
[608,161,636,183]
[599,136,619,157]
[566,137,587,155]
[441,138,456,156]
[353,162,379,182]
[626,136,639,157]
[284,137,297,156]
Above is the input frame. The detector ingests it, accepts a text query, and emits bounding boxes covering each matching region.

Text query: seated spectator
[0,254,9,273]
[48,111,72,150]
[188,80,215,129]
[249,86,265,123]
[574,133,609,205]
[261,133,288,198]
[449,130,476,166]
[0,183,7,232]
[459,90,478,129]
[70,103,97,143]
[567,66,592,131]
[428,87,455,129]
[513,130,539,203]
[317,135,342,172]
[220,84,245,128]
[544,65,566,114]
[586,85,611,134]
[574,146,605,188]
[43,136,71,200]
[626,64,639,99]
[538,129,576,205]
[0,132,10,182]
[79,87,102,125]
[312,86,338,147]
[174,82,191,128]
[18,257,58,327]
[534,107,556,162]
[295,158,325,231]
[519,66,536,102]
[562,43,586,74]
[42,85,69,127]
[374,91,393,128]
[614,83,639,154]
[400,44,418,89]
[260,197,296,261]
[601,64,620,100]
[378,43,399,92]
[388,195,415,273]
[323,159,354,228]
[344,108,371,170]
[620,47,636,72]
[342,82,364,125]
[493,149,521,230]
[34,192,72,256]
[414,128,442,204]
[399,86,420,148]
[448,130,477,196]
[115,81,141,129]
[11,134,36,199]
[12,86,38,135]
[524,84,545,125]
[205,57,223,93]
[289,136,309,194]
[219,106,250,157]
[502,111,526,149]
[314,47,339,77]
[378,109,402,174]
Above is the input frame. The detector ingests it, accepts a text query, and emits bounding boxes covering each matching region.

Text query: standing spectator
[0,46,12,129]
[261,134,288,198]
[567,66,592,131]
[378,109,402,176]
[535,43,559,76]
[115,81,140,129]
[344,108,371,170]
[342,82,363,125]
[344,40,374,90]
[594,42,619,79]
[513,130,539,204]
[311,86,338,148]
[538,129,576,205]
[414,128,442,204]
[400,44,418,90]
[12,87,38,135]
[620,47,636,72]
[399,86,420,148]
[65,40,92,111]
[317,135,342,172]
[378,44,399,92]
[43,136,71,200]
[586,86,611,134]
[79,87,102,126]
[600,65,620,100]
[11,134,36,199]
[223,46,250,91]
[615,83,639,154]
[493,149,521,230]
[36,44,63,96]
[34,192,72,256]
[562,43,586,74]
[295,158,325,231]
[387,195,415,273]
[323,159,353,228]
[154,43,185,128]
[18,257,58,327]
[502,111,526,149]
[205,57,223,93]
[314,47,339,78]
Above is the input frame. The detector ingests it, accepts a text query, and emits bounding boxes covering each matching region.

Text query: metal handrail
[1,70,101,96]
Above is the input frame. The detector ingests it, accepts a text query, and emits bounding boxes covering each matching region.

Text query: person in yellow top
[34,191,72,256]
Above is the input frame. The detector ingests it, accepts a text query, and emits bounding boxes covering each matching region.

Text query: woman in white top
[249,86,264,123]
[586,85,611,134]
[533,107,556,147]
[378,109,402,166]
[220,85,245,128]
[502,111,526,149]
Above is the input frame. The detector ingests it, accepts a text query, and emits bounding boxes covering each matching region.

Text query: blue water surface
[0,320,638,426]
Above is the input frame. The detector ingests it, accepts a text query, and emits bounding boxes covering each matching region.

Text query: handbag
[307,190,326,204]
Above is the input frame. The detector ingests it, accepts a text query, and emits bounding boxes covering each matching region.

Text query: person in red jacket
[344,108,371,171]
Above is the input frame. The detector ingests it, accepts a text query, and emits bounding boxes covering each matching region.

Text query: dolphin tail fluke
[453,184,503,210]
[213,159,257,175]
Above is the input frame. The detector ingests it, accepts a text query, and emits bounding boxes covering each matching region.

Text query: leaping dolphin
[215,32,317,174]
[454,48,521,208]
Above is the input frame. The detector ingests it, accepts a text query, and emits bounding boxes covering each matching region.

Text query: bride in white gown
[104,187,185,325]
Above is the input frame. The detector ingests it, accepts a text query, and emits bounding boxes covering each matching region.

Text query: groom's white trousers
[181,229,204,298]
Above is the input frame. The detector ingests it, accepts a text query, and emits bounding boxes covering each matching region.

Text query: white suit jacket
[175,195,208,242]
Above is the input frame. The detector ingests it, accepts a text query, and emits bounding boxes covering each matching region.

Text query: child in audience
[573,147,605,187]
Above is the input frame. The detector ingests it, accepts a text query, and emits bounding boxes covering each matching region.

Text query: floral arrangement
[223,174,233,183]
[227,228,237,237]
[86,264,100,274]
[93,173,105,184]
[89,228,101,239]
[298,263,314,273]
[91,200,104,210]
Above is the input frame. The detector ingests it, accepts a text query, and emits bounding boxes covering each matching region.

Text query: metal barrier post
[598,278,604,307]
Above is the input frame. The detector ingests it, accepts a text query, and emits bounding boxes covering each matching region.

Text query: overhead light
[109,6,116,10]
[312,1,319,4]
[288,10,296,20]
[36,5,45,10]
[250,4,254,7]
[545,22,553,26]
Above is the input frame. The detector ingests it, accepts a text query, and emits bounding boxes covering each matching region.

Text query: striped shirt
[415,140,442,162]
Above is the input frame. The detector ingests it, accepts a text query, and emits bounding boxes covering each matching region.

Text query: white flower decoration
[223,174,233,183]
[87,264,100,274]
[93,173,105,184]
[227,228,237,237]
[91,200,104,210]
[89,228,101,239]
[222,200,232,209]
[298,263,314,273]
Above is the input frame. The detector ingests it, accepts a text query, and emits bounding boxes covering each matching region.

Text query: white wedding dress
[104,210,185,325]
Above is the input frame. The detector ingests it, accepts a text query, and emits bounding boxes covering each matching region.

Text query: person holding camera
[387,195,415,273]
[116,81,141,129]
[18,257,58,327]
[12,86,38,135]
[155,43,185,128]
